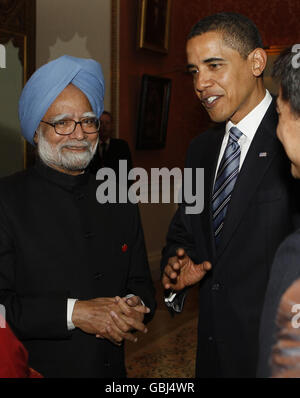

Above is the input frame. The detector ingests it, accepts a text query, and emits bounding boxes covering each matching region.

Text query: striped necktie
[212,126,243,246]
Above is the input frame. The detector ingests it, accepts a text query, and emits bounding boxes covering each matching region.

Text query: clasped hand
[72,295,149,346]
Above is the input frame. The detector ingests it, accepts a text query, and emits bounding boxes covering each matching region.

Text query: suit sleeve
[160,144,199,313]
[126,204,156,322]
[160,142,199,273]
[0,200,70,341]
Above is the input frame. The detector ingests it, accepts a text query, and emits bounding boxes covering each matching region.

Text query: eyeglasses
[41,118,100,135]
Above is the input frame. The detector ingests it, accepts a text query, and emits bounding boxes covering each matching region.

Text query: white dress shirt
[214,90,273,182]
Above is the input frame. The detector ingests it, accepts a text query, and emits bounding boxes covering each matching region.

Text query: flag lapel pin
[259,152,268,158]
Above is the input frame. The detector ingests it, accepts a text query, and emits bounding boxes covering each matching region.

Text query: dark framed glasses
[41,118,100,135]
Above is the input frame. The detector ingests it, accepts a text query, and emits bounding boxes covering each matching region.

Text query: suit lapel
[216,100,278,258]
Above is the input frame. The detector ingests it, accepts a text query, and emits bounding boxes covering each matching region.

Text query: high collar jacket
[0,160,156,378]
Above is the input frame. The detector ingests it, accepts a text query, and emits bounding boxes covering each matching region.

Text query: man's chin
[203,106,228,123]
[59,153,93,172]
[207,112,228,123]
[291,164,300,179]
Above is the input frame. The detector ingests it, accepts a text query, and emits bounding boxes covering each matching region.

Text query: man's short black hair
[187,12,263,59]
[272,46,300,117]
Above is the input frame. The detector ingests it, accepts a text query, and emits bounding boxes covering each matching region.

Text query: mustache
[58,140,91,150]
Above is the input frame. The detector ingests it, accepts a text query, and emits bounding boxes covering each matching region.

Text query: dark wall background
[119,0,300,171]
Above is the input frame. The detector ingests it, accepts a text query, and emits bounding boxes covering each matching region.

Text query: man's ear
[249,48,267,77]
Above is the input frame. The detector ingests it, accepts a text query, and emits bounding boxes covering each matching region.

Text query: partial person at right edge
[257,46,300,378]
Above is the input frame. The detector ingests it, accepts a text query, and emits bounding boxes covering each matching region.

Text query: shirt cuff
[67,298,78,331]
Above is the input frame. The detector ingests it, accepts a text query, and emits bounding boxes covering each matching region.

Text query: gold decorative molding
[0,0,36,169]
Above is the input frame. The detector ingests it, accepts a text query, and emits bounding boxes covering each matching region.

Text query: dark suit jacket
[257,229,300,377]
[161,100,299,377]
[89,138,133,175]
[0,160,155,378]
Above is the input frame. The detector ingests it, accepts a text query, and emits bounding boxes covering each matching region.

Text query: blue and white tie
[212,126,243,246]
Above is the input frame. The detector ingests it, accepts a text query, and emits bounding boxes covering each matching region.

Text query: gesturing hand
[162,248,212,291]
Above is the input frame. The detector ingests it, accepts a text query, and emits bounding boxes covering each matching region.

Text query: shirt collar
[226,90,273,140]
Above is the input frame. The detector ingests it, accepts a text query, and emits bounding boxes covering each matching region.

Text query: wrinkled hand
[103,296,149,341]
[162,248,212,291]
[72,297,138,346]
[72,296,150,346]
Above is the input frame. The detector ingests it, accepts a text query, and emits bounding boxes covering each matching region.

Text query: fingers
[162,248,191,289]
[176,247,187,259]
[110,310,148,334]
[105,325,124,346]
[162,262,180,289]
[198,261,212,273]
[125,296,140,307]
[97,321,137,346]
[163,257,212,290]
[106,324,138,345]
[203,261,212,271]
[162,275,174,290]
[116,296,150,315]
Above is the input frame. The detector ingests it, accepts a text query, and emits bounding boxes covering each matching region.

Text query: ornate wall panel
[0,0,36,172]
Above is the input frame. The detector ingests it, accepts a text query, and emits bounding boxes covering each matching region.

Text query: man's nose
[194,71,212,92]
[70,122,85,139]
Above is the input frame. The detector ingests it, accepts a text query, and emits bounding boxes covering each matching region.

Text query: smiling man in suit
[161,13,299,378]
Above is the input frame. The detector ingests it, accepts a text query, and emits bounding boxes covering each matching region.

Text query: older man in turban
[0,55,156,378]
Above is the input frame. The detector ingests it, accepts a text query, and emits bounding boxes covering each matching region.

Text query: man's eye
[187,68,198,75]
[82,118,96,126]
[209,63,220,69]
[55,120,68,126]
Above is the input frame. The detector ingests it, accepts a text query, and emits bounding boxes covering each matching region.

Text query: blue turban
[19,55,105,145]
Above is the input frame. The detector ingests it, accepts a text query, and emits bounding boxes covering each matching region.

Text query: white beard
[37,130,99,172]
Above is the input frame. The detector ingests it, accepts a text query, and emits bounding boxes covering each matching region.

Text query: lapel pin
[259,152,268,158]
[122,244,128,253]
